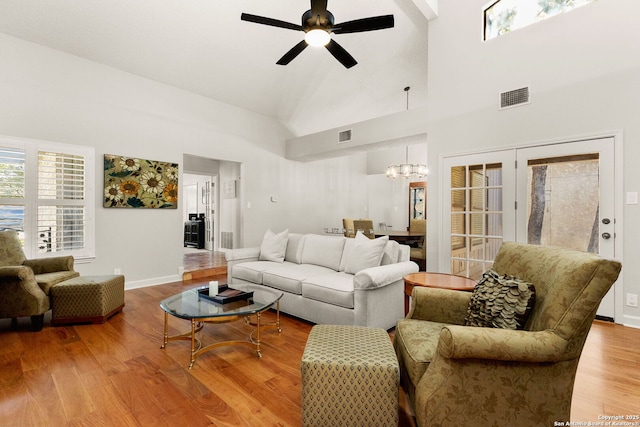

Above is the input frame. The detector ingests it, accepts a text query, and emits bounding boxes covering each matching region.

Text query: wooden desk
[403,272,477,315]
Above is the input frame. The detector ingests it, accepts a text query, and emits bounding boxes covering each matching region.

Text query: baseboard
[620,314,640,329]
[125,274,182,290]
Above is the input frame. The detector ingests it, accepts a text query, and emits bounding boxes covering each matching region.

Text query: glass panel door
[442,151,516,280]
[516,138,616,318]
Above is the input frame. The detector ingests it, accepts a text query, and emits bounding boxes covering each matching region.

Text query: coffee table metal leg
[245,302,282,333]
[275,301,281,333]
[189,319,197,369]
[160,312,169,349]
[255,312,262,358]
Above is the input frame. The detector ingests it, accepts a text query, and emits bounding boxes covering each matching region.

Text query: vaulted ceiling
[0,0,433,136]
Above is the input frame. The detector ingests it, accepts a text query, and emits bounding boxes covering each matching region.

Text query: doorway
[183,172,216,251]
[441,136,620,320]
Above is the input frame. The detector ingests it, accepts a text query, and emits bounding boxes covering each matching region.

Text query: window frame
[483,0,596,41]
[0,135,95,260]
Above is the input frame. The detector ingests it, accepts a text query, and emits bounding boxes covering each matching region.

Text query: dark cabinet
[184,218,205,249]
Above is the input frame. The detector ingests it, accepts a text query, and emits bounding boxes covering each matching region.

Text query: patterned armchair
[394,242,621,427]
[0,230,79,331]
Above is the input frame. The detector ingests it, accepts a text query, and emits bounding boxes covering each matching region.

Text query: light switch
[627,192,638,205]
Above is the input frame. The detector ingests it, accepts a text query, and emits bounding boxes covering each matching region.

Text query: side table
[403,272,477,315]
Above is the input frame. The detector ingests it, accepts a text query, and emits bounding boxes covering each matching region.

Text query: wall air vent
[221,232,234,249]
[338,129,352,143]
[499,87,530,110]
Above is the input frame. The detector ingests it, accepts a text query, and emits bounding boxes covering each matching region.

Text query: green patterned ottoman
[301,324,400,427]
[50,275,125,325]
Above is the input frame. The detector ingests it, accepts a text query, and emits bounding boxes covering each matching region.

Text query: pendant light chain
[386,87,429,178]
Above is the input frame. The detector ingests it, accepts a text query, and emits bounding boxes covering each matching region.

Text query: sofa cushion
[301,272,355,309]
[395,319,449,387]
[344,232,389,274]
[464,270,536,330]
[285,233,305,264]
[339,238,355,271]
[259,229,288,263]
[301,234,345,271]
[263,263,335,295]
[232,261,280,284]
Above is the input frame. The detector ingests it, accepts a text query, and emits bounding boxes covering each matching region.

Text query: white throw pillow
[259,229,289,263]
[344,232,389,274]
[380,240,400,265]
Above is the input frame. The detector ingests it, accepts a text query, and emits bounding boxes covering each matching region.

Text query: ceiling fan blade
[277,40,309,65]
[333,15,394,34]
[310,0,328,20]
[241,13,303,31]
[325,39,357,69]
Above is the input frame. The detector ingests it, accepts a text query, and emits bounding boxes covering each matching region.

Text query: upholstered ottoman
[301,324,399,427]
[50,275,125,325]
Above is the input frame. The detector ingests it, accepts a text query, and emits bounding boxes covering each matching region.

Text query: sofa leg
[10,317,18,330]
[30,314,44,332]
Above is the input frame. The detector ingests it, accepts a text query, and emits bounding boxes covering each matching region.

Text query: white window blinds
[37,151,86,253]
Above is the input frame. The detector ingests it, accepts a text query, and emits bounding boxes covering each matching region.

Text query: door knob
[602,232,611,239]
[602,218,611,225]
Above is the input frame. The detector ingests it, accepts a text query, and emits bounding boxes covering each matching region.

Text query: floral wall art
[104,154,179,208]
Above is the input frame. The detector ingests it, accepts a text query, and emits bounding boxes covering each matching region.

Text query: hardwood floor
[1,277,639,426]
[182,250,227,281]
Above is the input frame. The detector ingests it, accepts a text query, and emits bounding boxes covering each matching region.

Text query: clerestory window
[484,0,595,41]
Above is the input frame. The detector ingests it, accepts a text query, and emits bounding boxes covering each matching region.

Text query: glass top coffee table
[160,283,282,369]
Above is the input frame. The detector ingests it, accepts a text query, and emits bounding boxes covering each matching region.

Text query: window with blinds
[37,151,86,253]
[0,137,94,259]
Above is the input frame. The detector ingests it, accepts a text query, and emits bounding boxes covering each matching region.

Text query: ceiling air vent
[338,129,352,143]
[499,87,530,110]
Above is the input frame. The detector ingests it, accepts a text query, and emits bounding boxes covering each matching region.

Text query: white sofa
[225,231,419,330]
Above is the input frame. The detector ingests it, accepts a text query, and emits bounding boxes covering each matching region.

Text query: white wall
[425,0,640,327]
[0,33,369,288]
[240,152,369,245]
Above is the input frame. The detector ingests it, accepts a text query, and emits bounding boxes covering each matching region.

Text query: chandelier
[386,87,428,179]
[386,147,429,178]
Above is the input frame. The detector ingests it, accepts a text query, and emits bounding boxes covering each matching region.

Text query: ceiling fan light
[305,29,331,47]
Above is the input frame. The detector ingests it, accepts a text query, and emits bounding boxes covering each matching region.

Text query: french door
[442,137,618,319]
[515,138,616,318]
[442,150,516,279]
